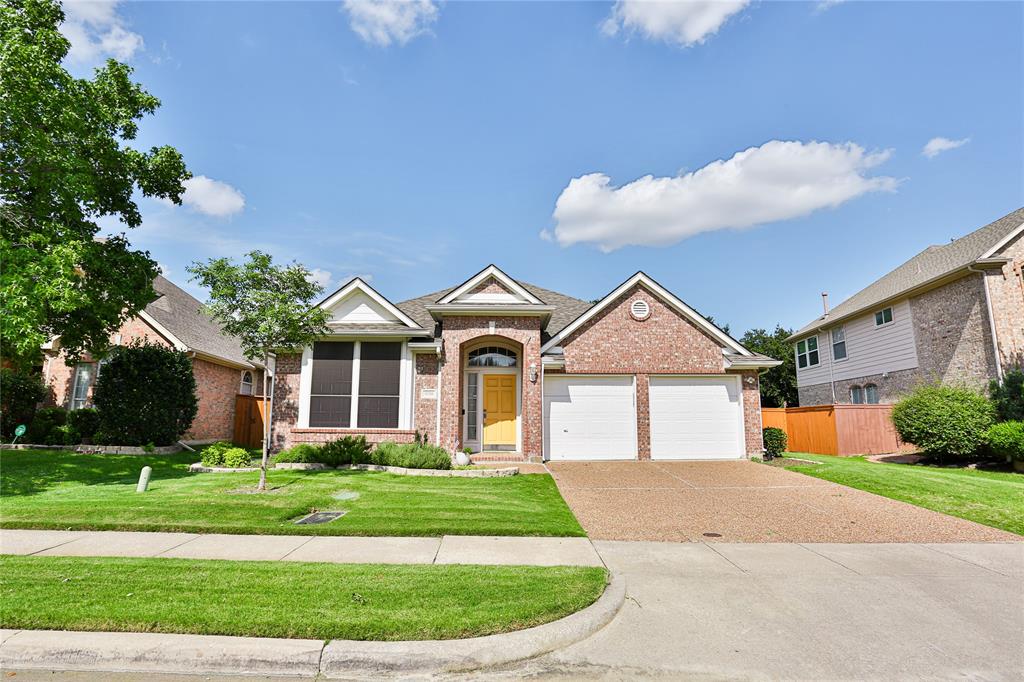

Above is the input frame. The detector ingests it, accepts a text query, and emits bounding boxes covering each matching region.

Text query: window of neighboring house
[831,327,848,361]
[864,384,879,404]
[239,370,254,395]
[874,307,894,326]
[796,336,820,369]
[850,385,864,404]
[308,341,402,429]
[70,362,96,410]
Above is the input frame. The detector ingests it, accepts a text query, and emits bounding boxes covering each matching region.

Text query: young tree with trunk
[1,0,190,366]
[188,251,330,491]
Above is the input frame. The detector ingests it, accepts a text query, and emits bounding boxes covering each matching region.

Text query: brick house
[43,275,263,443]
[791,207,1024,406]
[270,265,780,461]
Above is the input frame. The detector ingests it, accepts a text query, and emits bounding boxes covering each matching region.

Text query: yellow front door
[483,375,516,447]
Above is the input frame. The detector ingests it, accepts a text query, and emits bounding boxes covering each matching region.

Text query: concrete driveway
[548,460,1018,542]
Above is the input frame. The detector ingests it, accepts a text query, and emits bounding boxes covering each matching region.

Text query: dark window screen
[310,342,353,427]
[358,342,401,428]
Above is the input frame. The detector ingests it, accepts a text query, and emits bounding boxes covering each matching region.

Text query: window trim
[831,326,848,362]
[796,335,820,369]
[874,306,894,327]
[70,362,96,411]
[864,383,879,404]
[850,385,864,404]
[239,370,254,396]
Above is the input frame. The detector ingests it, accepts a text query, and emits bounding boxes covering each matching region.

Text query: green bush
[762,427,787,459]
[271,443,324,465]
[200,442,252,468]
[0,368,47,439]
[986,421,1024,462]
[891,385,996,460]
[319,435,370,466]
[67,408,100,442]
[221,448,253,468]
[990,370,1024,422]
[26,406,67,444]
[93,342,198,446]
[370,441,452,470]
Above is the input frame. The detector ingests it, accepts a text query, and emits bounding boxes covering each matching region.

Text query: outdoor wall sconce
[744,375,756,386]
[529,363,538,383]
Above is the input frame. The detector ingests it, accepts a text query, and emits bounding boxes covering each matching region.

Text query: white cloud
[602,0,749,47]
[60,1,144,63]
[180,176,246,217]
[922,136,970,159]
[156,262,171,277]
[814,0,846,13]
[341,0,439,47]
[547,140,898,252]
[307,268,334,291]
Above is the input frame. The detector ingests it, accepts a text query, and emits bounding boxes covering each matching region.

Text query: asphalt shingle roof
[792,207,1024,339]
[144,276,254,367]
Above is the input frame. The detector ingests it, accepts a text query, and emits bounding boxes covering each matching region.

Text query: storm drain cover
[702,532,723,538]
[295,511,347,525]
[332,490,360,501]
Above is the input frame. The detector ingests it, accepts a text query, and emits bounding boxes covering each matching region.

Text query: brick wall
[798,367,925,406]
[736,370,764,456]
[438,316,542,458]
[560,283,725,374]
[909,273,999,390]
[413,353,439,442]
[467,277,515,297]
[186,357,240,442]
[987,232,1024,371]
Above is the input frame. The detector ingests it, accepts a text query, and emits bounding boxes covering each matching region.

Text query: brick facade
[413,353,439,441]
[798,367,924,407]
[987,232,1024,371]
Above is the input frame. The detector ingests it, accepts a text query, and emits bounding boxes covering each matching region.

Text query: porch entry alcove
[463,342,521,453]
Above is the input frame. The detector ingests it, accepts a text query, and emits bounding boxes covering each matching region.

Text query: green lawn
[780,453,1024,536]
[0,555,606,640]
[0,450,583,537]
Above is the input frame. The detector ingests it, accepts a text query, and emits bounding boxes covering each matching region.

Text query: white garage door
[544,376,637,460]
[649,376,744,460]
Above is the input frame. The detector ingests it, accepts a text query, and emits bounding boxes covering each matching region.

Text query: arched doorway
[462,340,521,453]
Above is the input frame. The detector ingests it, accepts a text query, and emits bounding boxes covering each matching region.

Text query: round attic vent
[630,299,650,320]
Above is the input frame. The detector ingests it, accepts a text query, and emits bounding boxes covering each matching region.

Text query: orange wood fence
[762,404,904,456]
[233,395,267,449]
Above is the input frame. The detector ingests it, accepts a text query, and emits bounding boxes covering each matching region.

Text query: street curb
[320,571,626,676]
[0,573,624,678]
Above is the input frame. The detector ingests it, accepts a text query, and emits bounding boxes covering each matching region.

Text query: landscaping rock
[342,463,518,478]
[274,462,329,470]
[188,462,259,473]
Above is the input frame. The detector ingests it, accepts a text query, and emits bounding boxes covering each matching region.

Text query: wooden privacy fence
[762,404,904,456]
[233,395,267,449]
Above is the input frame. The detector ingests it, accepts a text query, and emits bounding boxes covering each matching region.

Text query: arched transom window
[467,346,517,368]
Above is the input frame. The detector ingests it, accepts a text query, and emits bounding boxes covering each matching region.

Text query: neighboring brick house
[791,207,1024,406]
[270,265,779,461]
[43,276,263,443]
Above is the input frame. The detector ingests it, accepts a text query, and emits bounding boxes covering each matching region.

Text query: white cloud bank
[181,176,246,217]
[60,1,143,63]
[922,136,970,159]
[307,268,334,291]
[602,0,750,47]
[341,0,439,47]
[546,140,898,252]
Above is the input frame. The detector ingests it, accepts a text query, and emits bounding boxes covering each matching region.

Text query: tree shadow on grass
[0,450,199,497]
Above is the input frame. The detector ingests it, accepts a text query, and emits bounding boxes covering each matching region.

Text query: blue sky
[67,0,1023,334]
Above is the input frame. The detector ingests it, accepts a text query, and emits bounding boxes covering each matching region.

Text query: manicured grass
[0,555,606,640]
[780,453,1024,536]
[0,450,584,537]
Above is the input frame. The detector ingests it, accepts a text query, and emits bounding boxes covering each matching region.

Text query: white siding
[328,291,402,325]
[796,299,919,387]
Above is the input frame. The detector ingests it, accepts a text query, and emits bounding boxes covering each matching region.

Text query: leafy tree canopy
[1,0,189,365]
[740,325,798,407]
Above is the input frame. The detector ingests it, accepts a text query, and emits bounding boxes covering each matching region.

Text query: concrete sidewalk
[0,529,603,567]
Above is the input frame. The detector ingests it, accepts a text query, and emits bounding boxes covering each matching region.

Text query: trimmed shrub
[201,442,252,468]
[45,423,80,446]
[986,421,1024,462]
[67,408,100,442]
[371,441,452,470]
[222,448,253,468]
[0,368,47,439]
[891,385,996,460]
[92,342,198,446]
[319,435,370,466]
[762,427,787,460]
[990,370,1024,422]
[26,406,68,444]
[272,443,323,465]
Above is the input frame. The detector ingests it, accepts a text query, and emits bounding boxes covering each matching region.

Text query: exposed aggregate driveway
[547,460,1019,543]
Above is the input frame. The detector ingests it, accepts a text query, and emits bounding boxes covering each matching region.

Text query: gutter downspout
[968,264,1004,383]
[434,343,443,447]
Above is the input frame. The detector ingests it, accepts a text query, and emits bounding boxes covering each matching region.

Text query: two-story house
[791,207,1024,406]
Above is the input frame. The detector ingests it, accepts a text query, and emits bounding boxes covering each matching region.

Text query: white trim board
[541,272,750,356]
[437,265,543,305]
[317,278,421,329]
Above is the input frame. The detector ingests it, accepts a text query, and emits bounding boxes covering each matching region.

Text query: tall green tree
[740,325,798,407]
[1,0,190,365]
[188,251,331,491]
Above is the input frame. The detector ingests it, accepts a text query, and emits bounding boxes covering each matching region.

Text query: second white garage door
[544,375,637,460]
[649,376,744,460]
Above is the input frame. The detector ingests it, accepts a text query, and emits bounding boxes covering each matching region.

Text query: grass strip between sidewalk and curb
[779,453,1024,536]
[0,555,608,641]
[0,450,584,537]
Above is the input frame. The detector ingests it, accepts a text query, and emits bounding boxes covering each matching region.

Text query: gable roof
[143,276,254,368]
[791,207,1024,340]
[540,272,753,357]
[436,264,543,304]
[318,277,425,331]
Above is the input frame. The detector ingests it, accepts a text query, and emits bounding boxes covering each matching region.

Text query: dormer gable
[319,278,422,329]
[437,265,543,305]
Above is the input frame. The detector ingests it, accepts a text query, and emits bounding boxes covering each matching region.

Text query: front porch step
[469,452,530,463]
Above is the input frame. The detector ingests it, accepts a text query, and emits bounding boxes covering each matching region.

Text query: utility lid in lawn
[295,511,347,525]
